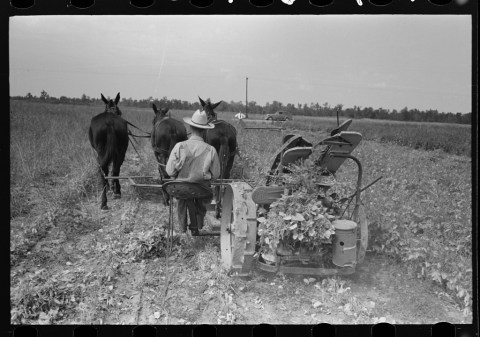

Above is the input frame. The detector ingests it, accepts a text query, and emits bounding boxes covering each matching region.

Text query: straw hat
[183,110,215,129]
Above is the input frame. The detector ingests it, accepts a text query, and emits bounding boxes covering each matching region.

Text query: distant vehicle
[265,111,292,121]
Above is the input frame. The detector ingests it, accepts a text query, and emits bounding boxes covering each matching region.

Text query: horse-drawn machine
[127,118,375,278]
[95,94,377,277]
[211,118,372,277]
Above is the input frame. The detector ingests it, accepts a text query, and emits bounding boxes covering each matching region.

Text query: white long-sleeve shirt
[166,135,220,184]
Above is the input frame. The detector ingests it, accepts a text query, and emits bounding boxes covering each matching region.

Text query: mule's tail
[213,141,230,218]
[219,141,229,181]
[99,123,118,169]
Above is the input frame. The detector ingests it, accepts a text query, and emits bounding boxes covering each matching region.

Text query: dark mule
[151,104,188,204]
[199,97,238,218]
[88,93,129,210]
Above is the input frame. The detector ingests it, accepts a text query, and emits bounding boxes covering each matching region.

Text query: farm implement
[105,119,380,277]
[254,127,368,276]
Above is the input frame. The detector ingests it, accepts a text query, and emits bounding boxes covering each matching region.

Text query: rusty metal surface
[220,182,257,274]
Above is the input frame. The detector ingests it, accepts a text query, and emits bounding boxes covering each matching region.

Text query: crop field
[10,100,472,324]
[248,114,471,157]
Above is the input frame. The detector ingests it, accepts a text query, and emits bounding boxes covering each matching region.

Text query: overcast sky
[10,15,471,113]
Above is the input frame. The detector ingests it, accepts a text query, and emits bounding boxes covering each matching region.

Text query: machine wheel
[220,182,257,275]
[353,204,368,264]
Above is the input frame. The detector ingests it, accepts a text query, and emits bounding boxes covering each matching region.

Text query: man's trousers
[177,197,211,232]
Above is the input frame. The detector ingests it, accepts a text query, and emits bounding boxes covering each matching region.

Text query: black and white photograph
[10,14,473,325]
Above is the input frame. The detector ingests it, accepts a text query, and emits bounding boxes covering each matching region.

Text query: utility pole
[245,77,248,119]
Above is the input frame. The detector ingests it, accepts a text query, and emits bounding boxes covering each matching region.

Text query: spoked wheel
[220,182,257,275]
[353,203,368,264]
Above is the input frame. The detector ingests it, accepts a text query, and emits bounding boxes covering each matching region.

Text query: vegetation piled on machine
[257,156,350,263]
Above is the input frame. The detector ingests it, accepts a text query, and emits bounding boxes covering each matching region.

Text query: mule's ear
[101,94,108,105]
[164,108,169,114]
[152,103,158,114]
[212,101,223,110]
[114,92,121,105]
[199,96,206,107]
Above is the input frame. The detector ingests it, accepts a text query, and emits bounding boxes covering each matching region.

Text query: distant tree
[248,101,261,115]
[285,103,296,115]
[400,107,410,121]
[344,107,354,118]
[322,102,330,114]
[302,103,308,115]
[16,91,469,125]
[364,106,375,119]
[40,90,49,100]
[81,93,91,103]
[455,113,463,124]
[376,107,388,120]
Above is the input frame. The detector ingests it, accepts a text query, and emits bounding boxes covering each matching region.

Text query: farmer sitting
[166,109,221,236]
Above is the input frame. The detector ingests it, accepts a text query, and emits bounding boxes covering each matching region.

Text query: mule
[151,104,188,204]
[88,93,129,210]
[199,97,238,218]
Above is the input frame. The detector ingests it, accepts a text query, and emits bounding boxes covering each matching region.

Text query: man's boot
[189,226,200,236]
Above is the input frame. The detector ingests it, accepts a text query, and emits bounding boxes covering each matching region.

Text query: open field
[247,114,471,157]
[10,100,472,324]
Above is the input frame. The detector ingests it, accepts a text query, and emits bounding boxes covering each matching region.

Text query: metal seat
[266,134,312,185]
[281,146,312,167]
[162,181,213,200]
[315,131,362,175]
[330,119,353,136]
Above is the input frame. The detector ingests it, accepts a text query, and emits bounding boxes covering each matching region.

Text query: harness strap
[129,132,151,138]
[153,146,170,155]
[124,119,151,136]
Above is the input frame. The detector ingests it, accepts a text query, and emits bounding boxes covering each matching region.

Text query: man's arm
[210,148,221,180]
[166,143,183,177]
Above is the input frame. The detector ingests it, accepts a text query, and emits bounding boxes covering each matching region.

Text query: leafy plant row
[349,142,472,316]
[266,117,471,156]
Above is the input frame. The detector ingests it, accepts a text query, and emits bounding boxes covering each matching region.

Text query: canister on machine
[332,219,358,267]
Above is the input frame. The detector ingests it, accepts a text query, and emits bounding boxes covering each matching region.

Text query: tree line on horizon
[11,91,471,125]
